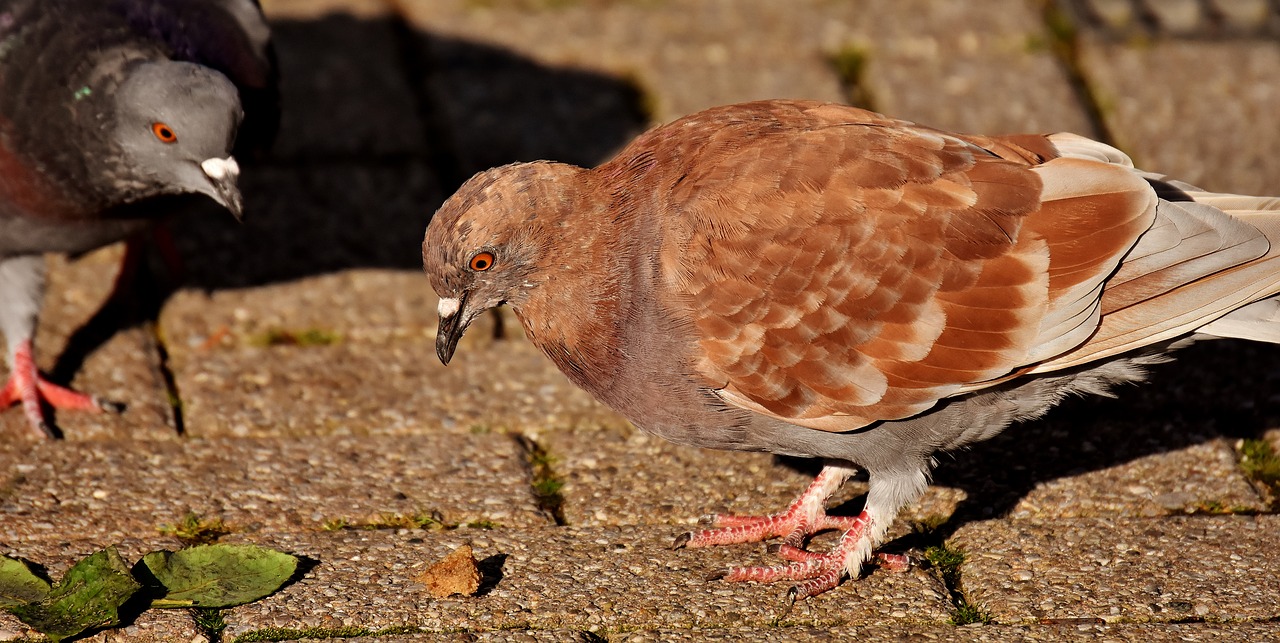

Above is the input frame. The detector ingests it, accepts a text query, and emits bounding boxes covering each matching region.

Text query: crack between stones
[1038,0,1119,146]
[913,526,994,626]
[149,319,186,437]
[512,432,568,527]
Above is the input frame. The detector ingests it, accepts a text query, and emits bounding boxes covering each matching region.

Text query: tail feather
[1027,132,1280,369]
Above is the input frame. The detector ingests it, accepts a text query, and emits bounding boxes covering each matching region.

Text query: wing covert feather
[657,107,1155,430]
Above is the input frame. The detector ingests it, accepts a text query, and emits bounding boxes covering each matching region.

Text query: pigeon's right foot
[1,340,122,438]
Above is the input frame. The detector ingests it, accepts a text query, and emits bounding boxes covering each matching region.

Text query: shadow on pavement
[783,338,1280,539]
[176,13,649,288]
[51,12,647,380]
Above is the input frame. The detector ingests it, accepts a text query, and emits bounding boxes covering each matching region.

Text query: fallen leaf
[0,556,50,609]
[139,544,298,609]
[8,547,142,642]
[417,545,480,598]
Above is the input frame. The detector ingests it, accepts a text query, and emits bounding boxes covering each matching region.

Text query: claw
[672,532,692,550]
[874,552,912,573]
[2,340,119,437]
[676,464,911,599]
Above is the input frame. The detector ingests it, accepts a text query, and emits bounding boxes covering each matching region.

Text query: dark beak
[200,157,244,221]
[435,293,468,365]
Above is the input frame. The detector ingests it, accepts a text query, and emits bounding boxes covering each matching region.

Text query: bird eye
[151,122,177,143]
[469,252,495,272]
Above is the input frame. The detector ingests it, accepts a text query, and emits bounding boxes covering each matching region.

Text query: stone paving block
[399,0,848,126]
[168,331,621,438]
[850,0,1092,136]
[6,615,1278,643]
[402,0,1089,138]
[612,623,1280,642]
[410,27,649,180]
[0,248,176,444]
[0,434,547,543]
[217,526,952,638]
[351,622,1280,642]
[163,270,437,348]
[545,424,964,531]
[261,0,391,20]
[1079,38,1280,195]
[954,515,1280,623]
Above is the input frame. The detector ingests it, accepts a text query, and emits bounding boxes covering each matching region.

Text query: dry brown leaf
[416,545,480,598]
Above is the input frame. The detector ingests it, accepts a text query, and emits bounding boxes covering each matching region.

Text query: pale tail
[1031,133,1280,372]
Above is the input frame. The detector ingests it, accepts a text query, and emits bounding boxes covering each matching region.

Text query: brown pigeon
[422,99,1280,599]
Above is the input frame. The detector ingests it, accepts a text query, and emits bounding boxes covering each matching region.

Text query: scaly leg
[0,339,120,438]
[1,254,124,438]
[675,463,924,599]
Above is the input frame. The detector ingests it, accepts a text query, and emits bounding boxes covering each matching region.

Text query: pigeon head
[423,161,585,365]
[110,61,245,218]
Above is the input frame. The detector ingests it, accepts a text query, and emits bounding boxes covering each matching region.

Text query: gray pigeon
[0,0,278,437]
[423,100,1280,599]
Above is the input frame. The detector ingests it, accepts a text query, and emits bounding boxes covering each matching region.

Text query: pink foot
[1,340,122,438]
[673,466,911,599]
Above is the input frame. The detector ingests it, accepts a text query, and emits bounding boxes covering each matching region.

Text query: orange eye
[151,122,177,143]
[469,252,495,272]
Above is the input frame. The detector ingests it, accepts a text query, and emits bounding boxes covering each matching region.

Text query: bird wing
[660,104,1163,430]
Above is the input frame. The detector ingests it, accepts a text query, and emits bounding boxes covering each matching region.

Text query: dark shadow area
[773,338,1280,544]
[282,554,322,591]
[932,339,1280,528]
[49,12,647,380]
[173,13,648,289]
[475,552,508,597]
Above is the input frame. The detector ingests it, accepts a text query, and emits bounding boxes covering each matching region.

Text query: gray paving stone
[849,0,1092,136]
[166,330,620,439]
[216,526,952,637]
[347,622,1280,642]
[0,434,547,542]
[954,515,1280,623]
[260,0,391,20]
[1079,38,1280,195]
[614,623,1280,642]
[169,164,441,290]
[399,0,848,126]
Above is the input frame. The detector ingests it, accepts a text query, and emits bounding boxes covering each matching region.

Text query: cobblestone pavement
[3,0,1280,640]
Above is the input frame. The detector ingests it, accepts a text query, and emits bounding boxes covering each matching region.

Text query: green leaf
[8,547,142,643]
[140,544,297,609]
[0,556,51,608]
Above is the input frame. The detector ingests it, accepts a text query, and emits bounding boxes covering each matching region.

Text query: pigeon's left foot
[0,340,121,438]
[712,516,867,600]
[673,465,906,598]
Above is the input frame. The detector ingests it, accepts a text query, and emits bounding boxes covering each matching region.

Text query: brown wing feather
[657,103,1156,430]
